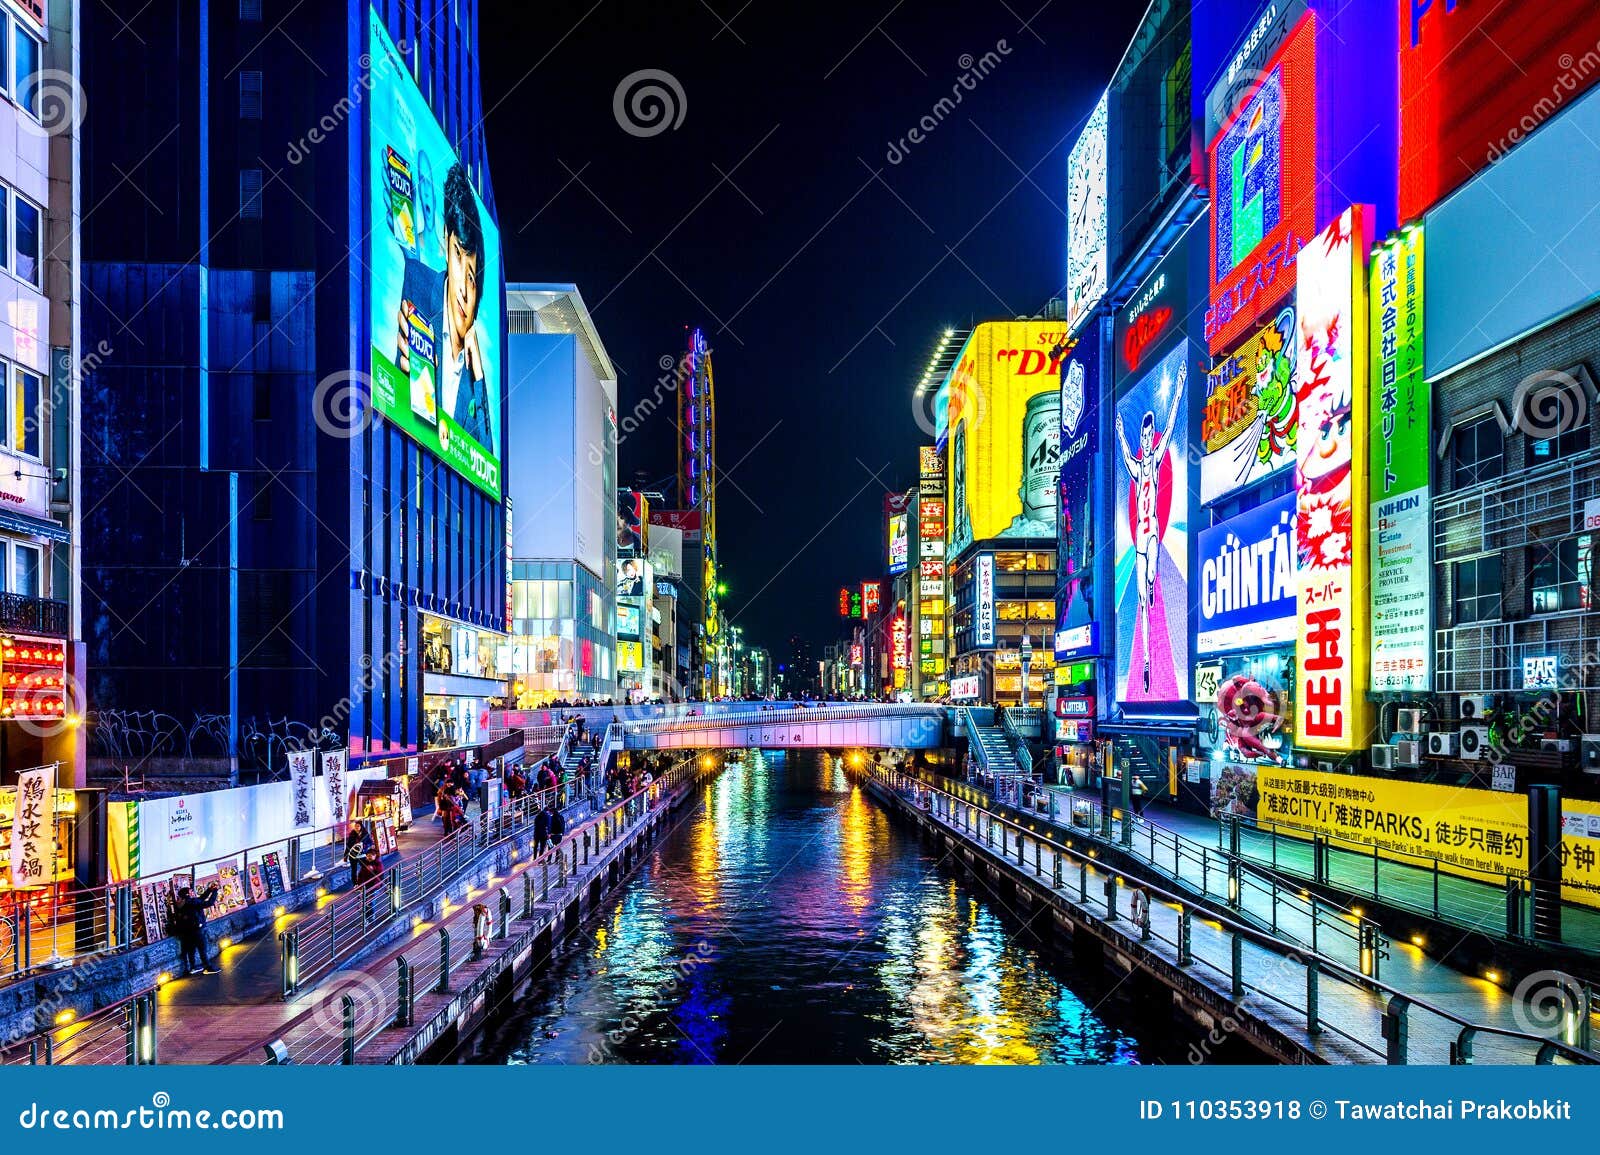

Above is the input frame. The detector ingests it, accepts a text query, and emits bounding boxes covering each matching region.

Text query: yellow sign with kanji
[1255,767,1527,884]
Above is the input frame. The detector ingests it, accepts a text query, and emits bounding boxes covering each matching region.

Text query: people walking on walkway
[548,800,567,848]
[170,883,221,977]
[534,803,552,856]
[345,820,382,886]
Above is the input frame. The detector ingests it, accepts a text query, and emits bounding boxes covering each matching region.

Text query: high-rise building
[672,327,719,696]
[504,284,618,704]
[80,3,507,781]
[0,0,83,787]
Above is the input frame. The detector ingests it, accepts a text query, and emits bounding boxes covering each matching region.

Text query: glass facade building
[79,1,507,776]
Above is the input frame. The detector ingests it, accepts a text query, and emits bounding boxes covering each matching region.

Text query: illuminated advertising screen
[1066,90,1109,334]
[918,445,944,485]
[1294,207,1372,753]
[891,612,909,675]
[838,588,852,618]
[849,644,864,667]
[1205,12,1316,354]
[1196,652,1293,770]
[616,600,643,640]
[617,490,648,557]
[1113,341,1191,703]
[887,515,908,574]
[1196,492,1297,655]
[617,641,644,672]
[1369,226,1430,692]
[1401,0,1600,223]
[1055,326,1101,661]
[1199,304,1298,504]
[368,12,502,500]
[946,322,1066,556]
[862,582,882,617]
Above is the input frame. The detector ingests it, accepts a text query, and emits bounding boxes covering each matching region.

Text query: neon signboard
[1205,13,1317,354]
[1294,206,1372,753]
[1369,226,1430,692]
[1199,304,1298,504]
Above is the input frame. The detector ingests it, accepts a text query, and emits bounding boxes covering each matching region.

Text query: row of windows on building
[1454,536,1597,625]
[0,9,44,124]
[0,182,43,289]
[1450,412,1589,489]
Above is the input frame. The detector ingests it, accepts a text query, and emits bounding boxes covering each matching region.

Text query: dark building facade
[80,1,506,778]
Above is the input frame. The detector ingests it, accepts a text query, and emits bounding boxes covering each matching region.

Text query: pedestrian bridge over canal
[617,703,950,752]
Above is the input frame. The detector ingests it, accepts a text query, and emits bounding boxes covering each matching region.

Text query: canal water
[474,751,1159,1065]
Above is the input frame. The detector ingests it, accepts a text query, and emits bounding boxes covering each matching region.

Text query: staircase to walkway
[963,710,1023,777]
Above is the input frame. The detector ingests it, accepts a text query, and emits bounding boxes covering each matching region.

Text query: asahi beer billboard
[945,322,1067,556]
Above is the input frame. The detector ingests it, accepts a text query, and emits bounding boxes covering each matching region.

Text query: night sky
[480,1,1143,660]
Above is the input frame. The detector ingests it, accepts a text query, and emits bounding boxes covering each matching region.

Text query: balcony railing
[0,593,68,638]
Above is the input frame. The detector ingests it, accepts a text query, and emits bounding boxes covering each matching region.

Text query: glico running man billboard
[946,322,1064,558]
[368,11,503,501]
[1294,207,1372,754]
[1113,340,1190,704]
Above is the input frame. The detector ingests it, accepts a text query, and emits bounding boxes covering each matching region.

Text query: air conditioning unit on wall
[1371,744,1397,771]
[1427,732,1459,757]
[1395,739,1423,767]
[1460,725,1492,761]
[1395,708,1424,734]
[1460,694,1494,720]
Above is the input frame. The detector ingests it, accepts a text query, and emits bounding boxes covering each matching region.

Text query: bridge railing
[2,723,605,1066]
[869,764,1596,1066]
[268,757,700,1066]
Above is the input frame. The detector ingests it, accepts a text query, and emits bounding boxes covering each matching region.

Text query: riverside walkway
[889,764,1597,1064]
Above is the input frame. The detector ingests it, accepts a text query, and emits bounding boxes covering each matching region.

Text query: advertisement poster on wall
[1196,492,1297,654]
[1113,341,1191,703]
[945,322,1067,557]
[1205,12,1317,354]
[1369,227,1431,693]
[1199,305,1298,504]
[367,13,503,500]
[1066,90,1109,334]
[1055,326,1101,661]
[1294,207,1372,753]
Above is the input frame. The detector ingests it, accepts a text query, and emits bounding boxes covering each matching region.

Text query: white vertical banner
[321,749,349,831]
[9,765,56,890]
[287,750,315,829]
